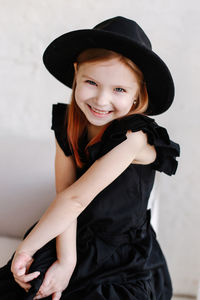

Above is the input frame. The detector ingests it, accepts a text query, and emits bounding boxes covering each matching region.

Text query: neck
[87,124,105,141]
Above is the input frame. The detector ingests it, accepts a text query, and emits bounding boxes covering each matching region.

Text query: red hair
[66,48,149,168]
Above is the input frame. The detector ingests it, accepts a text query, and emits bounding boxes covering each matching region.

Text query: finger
[40,278,49,289]
[12,264,25,276]
[21,271,40,283]
[36,286,53,298]
[52,291,62,300]
[16,267,26,276]
[33,295,43,300]
[26,258,34,272]
[34,287,49,299]
[12,258,26,271]
[15,278,31,290]
[37,281,48,295]
[33,289,53,300]
[14,271,40,283]
[36,277,50,295]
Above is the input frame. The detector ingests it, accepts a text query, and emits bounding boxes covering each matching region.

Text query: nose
[94,89,110,108]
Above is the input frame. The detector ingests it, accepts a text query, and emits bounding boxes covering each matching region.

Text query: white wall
[1,0,200,296]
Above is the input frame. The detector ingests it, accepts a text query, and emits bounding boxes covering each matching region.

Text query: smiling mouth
[88,104,112,115]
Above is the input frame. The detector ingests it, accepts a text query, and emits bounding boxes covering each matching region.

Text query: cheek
[75,85,93,103]
[114,97,134,111]
[75,87,84,104]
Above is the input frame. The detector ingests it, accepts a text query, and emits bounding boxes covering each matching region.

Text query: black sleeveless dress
[0,103,180,300]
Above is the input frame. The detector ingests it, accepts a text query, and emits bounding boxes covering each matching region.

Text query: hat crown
[93,16,152,50]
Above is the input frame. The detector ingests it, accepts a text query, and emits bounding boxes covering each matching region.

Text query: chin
[88,119,110,127]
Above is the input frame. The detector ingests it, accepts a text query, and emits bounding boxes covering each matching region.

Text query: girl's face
[74,57,139,130]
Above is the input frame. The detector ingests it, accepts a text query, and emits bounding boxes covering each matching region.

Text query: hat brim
[43,29,174,115]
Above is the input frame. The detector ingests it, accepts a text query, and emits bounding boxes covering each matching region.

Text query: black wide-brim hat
[43,16,175,116]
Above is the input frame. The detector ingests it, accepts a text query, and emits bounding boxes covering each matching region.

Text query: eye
[115,87,126,93]
[85,80,97,86]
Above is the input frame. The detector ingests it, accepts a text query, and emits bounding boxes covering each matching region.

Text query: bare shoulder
[125,129,147,145]
[125,130,157,165]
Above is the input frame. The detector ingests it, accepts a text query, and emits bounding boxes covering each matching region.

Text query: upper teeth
[91,106,110,114]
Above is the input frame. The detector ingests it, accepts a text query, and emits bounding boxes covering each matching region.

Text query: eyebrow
[81,74,135,89]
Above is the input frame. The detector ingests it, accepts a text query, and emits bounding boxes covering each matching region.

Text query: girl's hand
[33,260,76,300]
[11,250,40,292]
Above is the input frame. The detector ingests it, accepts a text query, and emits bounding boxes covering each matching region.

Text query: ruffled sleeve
[87,114,180,176]
[137,117,180,176]
[51,102,72,156]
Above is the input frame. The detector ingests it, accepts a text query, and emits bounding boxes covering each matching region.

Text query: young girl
[0,16,180,299]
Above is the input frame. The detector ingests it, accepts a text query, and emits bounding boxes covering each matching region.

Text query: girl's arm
[56,220,77,267]
[14,129,152,257]
[32,142,78,299]
[11,141,79,292]
[11,140,78,293]
[54,139,77,267]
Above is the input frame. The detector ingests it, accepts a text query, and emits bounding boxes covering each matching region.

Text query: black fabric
[0,103,180,299]
[84,109,180,175]
[51,103,72,157]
